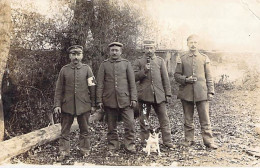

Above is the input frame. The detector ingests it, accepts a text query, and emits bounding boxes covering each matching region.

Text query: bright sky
[12,0,260,52]
[11,0,61,18]
[143,0,260,52]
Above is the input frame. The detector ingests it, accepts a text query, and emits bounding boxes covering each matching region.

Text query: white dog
[143,128,161,156]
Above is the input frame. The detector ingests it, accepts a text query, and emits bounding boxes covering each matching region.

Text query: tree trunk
[69,0,94,46]
[0,0,11,141]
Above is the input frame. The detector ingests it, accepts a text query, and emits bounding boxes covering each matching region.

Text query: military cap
[108,42,123,47]
[143,40,155,46]
[187,34,199,41]
[67,45,83,53]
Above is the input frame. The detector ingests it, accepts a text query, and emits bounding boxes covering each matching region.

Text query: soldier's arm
[174,56,186,85]
[160,59,172,96]
[96,63,105,104]
[205,56,215,95]
[133,59,146,81]
[87,66,96,107]
[54,68,64,108]
[127,62,137,101]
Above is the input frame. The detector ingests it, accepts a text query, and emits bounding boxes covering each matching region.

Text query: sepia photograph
[0,0,260,166]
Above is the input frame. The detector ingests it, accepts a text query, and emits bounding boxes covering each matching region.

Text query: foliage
[215,74,235,91]
[4,49,62,138]
[237,68,260,91]
[3,0,147,137]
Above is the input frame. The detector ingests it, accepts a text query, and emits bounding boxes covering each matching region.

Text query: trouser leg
[196,101,214,145]
[120,106,135,148]
[181,100,195,142]
[139,101,151,142]
[77,112,90,152]
[105,107,119,150]
[153,102,172,145]
[60,112,74,154]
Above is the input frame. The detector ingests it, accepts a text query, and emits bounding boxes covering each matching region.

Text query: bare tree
[0,0,11,141]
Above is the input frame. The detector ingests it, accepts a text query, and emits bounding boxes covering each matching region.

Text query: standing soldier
[174,34,218,149]
[96,42,137,153]
[134,40,175,149]
[54,45,96,159]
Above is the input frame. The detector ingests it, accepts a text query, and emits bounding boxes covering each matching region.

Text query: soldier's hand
[130,101,137,108]
[185,76,197,84]
[98,103,104,109]
[91,107,96,114]
[208,93,214,101]
[144,63,151,72]
[166,96,171,103]
[54,107,61,114]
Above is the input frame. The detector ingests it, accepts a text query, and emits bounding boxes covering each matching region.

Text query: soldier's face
[69,51,83,64]
[187,38,199,52]
[109,46,122,59]
[144,45,155,56]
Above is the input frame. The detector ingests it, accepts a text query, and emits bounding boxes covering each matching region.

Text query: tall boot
[79,136,90,156]
[59,138,70,160]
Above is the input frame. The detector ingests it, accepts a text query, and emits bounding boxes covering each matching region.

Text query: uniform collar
[70,62,83,69]
[144,54,156,60]
[188,50,200,57]
[108,57,122,62]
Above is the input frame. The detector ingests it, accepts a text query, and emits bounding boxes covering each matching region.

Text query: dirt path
[9,87,260,166]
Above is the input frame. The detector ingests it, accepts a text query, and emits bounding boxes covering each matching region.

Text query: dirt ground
[9,84,260,166]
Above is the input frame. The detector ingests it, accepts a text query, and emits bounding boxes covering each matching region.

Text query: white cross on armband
[88,76,96,86]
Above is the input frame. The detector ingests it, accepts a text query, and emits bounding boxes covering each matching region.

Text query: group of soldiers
[54,34,218,160]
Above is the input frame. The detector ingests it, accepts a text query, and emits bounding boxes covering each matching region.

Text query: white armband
[88,76,96,86]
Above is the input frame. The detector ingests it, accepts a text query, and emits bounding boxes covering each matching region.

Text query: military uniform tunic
[96,58,137,108]
[174,51,214,102]
[174,51,215,145]
[134,55,171,103]
[96,57,137,150]
[54,62,95,115]
[134,54,173,145]
[54,62,96,154]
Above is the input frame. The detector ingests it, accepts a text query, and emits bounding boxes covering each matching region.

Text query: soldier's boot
[140,131,149,146]
[108,140,120,152]
[124,143,136,154]
[161,128,176,149]
[202,131,218,149]
[181,140,195,147]
[123,137,136,154]
[205,143,218,149]
[79,137,90,157]
[202,129,217,149]
[184,123,195,147]
[59,138,70,161]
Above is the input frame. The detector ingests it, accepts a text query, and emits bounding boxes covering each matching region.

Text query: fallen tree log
[0,119,78,164]
[0,110,105,164]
